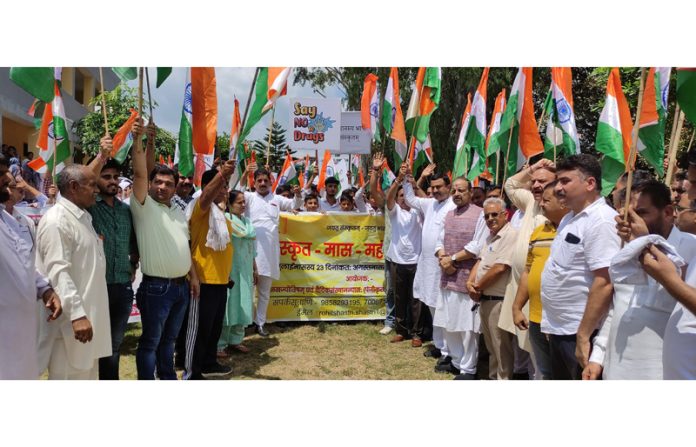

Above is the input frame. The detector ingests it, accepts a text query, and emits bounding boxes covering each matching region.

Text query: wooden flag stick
[266,105,276,167]
[501,123,515,187]
[623,67,647,222]
[688,129,696,152]
[138,67,144,118]
[98,67,110,136]
[495,151,500,185]
[666,109,686,186]
[664,103,681,183]
[145,67,154,121]
[537,85,552,132]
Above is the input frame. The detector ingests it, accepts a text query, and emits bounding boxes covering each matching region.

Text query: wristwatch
[450,254,457,262]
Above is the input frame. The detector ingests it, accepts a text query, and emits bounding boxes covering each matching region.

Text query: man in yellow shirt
[184,162,236,380]
[512,182,569,379]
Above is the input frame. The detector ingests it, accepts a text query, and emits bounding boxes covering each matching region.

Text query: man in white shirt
[628,152,696,379]
[36,164,111,379]
[385,166,424,346]
[319,177,341,212]
[0,155,61,379]
[540,154,621,379]
[244,164,303,336]
[584,180,696,379]
[403,167,456,364]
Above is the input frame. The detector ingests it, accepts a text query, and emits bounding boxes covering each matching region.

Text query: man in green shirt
[87,155,139,380]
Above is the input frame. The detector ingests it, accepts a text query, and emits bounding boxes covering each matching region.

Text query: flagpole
[665,110,686,186]
[537,85,552,132]
[407,73,427,170]
[501,123,515,188]
[495,151,500,185]
[688,129,696,153]
[241,68,260,135]
[623,67,647,223]
[145,67,154,122]
[266,105,276,167]
[98,67,110,136]
[138,68,144,118]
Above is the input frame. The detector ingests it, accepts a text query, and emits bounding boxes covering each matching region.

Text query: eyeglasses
[484,212,502,219]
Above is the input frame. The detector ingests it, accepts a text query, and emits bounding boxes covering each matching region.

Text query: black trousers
[184,283,228,378]
[393,263,427,339]
[548,331,598,380]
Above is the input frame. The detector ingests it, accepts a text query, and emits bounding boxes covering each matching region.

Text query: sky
[127,67,346,158]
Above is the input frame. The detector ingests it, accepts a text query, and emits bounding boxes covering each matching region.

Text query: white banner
[339,111,371,154]
[289,98,342,151]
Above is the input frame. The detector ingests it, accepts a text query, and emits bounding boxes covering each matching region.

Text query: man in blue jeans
[87,152,140,380]
[125,119,200,379]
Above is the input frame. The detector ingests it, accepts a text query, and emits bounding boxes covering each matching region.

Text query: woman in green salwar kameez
[218,190,257,354]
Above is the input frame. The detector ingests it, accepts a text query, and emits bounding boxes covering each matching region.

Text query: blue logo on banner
[557,98,572,124]
[308,112,335,134]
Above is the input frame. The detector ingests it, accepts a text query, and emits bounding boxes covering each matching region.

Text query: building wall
[0,67,119,161]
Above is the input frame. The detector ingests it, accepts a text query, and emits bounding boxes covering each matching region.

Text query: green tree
[250,121,295,172]
[72,84,176,173]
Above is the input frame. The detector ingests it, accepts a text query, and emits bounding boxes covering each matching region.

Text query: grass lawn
[118,321,460,380]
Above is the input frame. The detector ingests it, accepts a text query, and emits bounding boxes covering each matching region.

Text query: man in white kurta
[0,158,60,379]
[586,182,696,379]
[403,172,455,359]
[36,166,111,379]
[245,169,303,335]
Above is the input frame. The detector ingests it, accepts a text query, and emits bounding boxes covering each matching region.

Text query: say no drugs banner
[268,212,386,321]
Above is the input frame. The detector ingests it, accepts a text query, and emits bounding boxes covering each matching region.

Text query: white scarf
[185,197,230,251]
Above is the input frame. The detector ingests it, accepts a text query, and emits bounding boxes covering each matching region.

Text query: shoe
[379,326,394,335]
[390,335,405,343]
[423,346,442,358]
[434,363,460,375]
[411,337,423,348]
[436,355,452,366]
[202,363,233,376]
[453,373,477,380]
[188,374,207,380]
[512,372,530,380]
[228,344,250,354]
[257,325,269,337]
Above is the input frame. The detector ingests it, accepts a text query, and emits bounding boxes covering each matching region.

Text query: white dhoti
[435,290,480,373]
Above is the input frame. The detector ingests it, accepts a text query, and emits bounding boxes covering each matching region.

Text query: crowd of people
[3,120,696,380]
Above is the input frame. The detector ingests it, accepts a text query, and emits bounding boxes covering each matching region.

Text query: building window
[74,69,85,105]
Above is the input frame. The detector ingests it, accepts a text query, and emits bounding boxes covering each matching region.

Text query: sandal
[216,350,230,359]
[229,344,250,354]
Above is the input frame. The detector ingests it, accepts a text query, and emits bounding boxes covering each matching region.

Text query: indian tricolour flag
[230,96,242,157]
[490,68,543,180]
[596,68,633,196]
[317,150,340,192]
[466,68,490,181]
[677,68,696,125]
[111,109,139,164]
[484,89,506,182]
[452,93,472,178]
[382,67,408,164]
[27,82,71,177]
[263,67,292,113]
[177,69,194,177]
[381,159,396,191]
[405,67,441,143]
[272,153,298,191]
[637,67,671,176]
[361,73,380,142]
[412,134,434,177]
[543,68,580,160]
